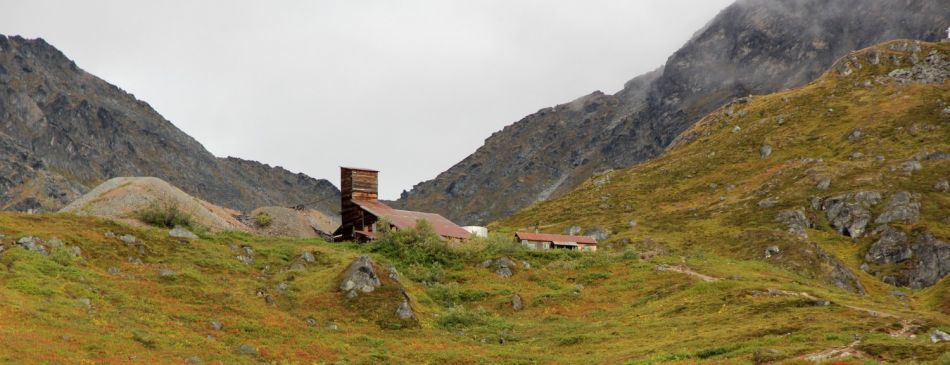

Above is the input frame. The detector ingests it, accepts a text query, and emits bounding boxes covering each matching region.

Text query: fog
[0,0,733,198]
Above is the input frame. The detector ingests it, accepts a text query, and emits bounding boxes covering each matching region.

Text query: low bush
[253,212,273,228]
[137,202,192,229]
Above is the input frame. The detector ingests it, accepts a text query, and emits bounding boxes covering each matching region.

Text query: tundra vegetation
[0,40,948,364]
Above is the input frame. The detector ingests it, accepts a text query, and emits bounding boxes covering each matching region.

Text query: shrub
[368,220,467,270]
[253,212,273,228]
[137,202,192,229]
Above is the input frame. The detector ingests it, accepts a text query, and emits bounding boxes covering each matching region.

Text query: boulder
[236,344,257,355]
[821,191,881,237]
[511,294,524,311]
[864,226,911,265]
[396,300,414,320]
[775,209,812,239]
[169,226,198,239]
[815,177,832,190]
[847,128,863,141]
[757,197,779,209]
[875,191,920,224]
[301,251,316,263]
[340,255,381,298]
[119,234,137,244]
[935,178,949,193]
[16,236,48,256]
[209,320,223,331]
[931,330,950,343]
[760,144,772,158]
[584,226,610,241]
[491,257,518,278]
[764,245,781,258]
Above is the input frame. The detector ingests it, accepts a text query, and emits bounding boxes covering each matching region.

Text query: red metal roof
[515,232,597,245]
[353,200,471,240]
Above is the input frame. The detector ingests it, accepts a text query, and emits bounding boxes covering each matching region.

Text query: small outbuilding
[515,232,598,252]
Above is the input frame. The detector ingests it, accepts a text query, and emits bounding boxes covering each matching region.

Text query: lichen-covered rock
[865,226,911,265]
[490,257,518,278]
[511,294,524,311]
[169,226,198,239]
[340,255,381,298]
[935,178,949,193]
[776,209,812,239]
[396,300,414,320]
[820,191,881,237]
[875,191,920,224]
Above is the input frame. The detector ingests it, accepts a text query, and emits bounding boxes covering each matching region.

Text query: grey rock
[760,144,772,158]
[815,177,832,191]
[628,220,637,228]
[931,330,950,343]
[776,209,812,239]
[209,320,223,331]
[511,294,524,311]
[865,226,911,265]
[898,160,922,174]
[128,256,144,265]
[301,251,316,263]
[396,300,414,320]
[169,226,198,239]
[339,255,381,297]
[107,266,120,274]
[521,261,531,270]
[104,231,116,238]
[119,235,137,245]
[813,299,831,306]
[241,246,254,256]
[821,191,881,237]
[77,297,91,307]
[304,318,317,327]
[479,259,493,268]
[276,282,289,291]
[904,232,950,288]
[236,255,253,264]
[16,236,48,256]
[875,191,920,224]
[236,343,257,355]
[385,265,400,282]
[757,197,779,209]
[935,178,949,193]
[765,245,781,258]
[185,356,202,364]
[66,246,81,257]
[46,238,64,248]
[264,294,275,305]
[565,225,582,236]
[495,266,513,278]
[847,128,863,141]
[325,322,339,331]
[584,226,610,241]
[159,269,177,279]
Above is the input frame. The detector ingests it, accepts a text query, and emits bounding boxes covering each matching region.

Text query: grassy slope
[0,40,947,365]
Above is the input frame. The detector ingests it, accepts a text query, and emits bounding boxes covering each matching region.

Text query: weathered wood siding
[339,167,379,240]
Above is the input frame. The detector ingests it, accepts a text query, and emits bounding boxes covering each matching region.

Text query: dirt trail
[655,264,720,282]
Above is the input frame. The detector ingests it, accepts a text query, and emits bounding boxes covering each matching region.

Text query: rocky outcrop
[776,209,813,239]
[340,255,381,299]
[393,0,950,225]
[818,191,881,238]
[0,35,339,215]
[864,227,950,289]
[875,191,920,224]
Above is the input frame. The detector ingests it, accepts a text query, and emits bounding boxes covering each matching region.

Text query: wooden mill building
[334,167,471,242]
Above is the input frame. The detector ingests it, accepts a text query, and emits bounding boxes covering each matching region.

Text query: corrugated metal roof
[353,200,471,240]
[515,232,597,245]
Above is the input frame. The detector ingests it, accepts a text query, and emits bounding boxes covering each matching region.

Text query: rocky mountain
[497,39,950,292]
[0,35,339,216]
[394,0,950,225]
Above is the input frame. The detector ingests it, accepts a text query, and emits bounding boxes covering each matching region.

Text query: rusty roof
[515,232,597,245]
[353,200,471,240]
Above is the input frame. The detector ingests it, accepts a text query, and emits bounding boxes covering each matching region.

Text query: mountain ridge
[394,0,950,226]
[0,34,340,216]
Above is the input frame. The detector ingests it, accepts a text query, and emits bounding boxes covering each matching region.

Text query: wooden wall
[339,167,378,241]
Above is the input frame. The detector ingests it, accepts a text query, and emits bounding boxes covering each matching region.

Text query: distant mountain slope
[498,40,950,292]
[394,0,950,225]
[0,35,339,216]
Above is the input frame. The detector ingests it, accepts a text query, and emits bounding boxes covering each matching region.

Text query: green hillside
[0,40,948,364]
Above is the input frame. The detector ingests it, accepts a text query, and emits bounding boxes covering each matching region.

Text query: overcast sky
[1,0,732,199]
